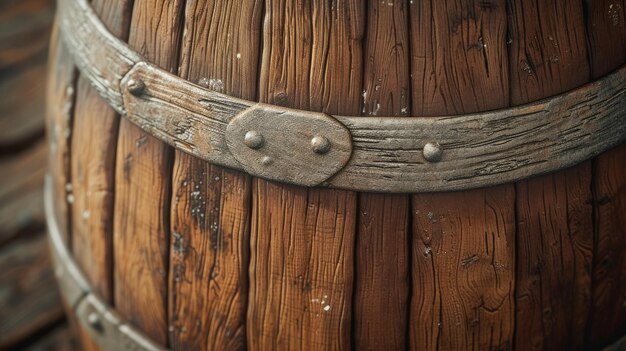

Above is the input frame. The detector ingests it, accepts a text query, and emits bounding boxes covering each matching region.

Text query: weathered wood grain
[113,0,185,344]
[508,1,594,349]
[515,167,593,350]
[353,1,409,349]
[167,1,261,350]
[46,21,77,245]
[0,141,46,245]
[0,233,65,349]
[587,0,626,348]
[408,1,516,350]
[411,187,515,351]
[58,0,626,193]
[70,0,133,306]
[247,1,361,349]
[508,0,589,105]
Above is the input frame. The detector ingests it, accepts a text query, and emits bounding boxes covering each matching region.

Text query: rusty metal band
[57,0,626,193]
[45,175,168,351]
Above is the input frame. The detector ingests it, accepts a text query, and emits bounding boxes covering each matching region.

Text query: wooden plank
[0,141,46,245]
[167,1,261,350]
[71,0,133,304]
[0,233,65,349]
[586,0,626,348]
[46,21,77,245]
[507,1,594,349]
[247,1,361,349]
[113,0,185,344]
[408,1,515,350]
[411,187,515,350]
[353,1,409,349]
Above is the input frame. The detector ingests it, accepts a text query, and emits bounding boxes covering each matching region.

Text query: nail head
[87,312,103,332]
[244,131,264,149]
[127,79,145,96]
[311,135,331,154]
[423,142,443,162]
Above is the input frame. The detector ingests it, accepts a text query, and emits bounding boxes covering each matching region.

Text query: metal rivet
[262,156,273,165]
[311,135,331,154]
[244,131,264,149]
[127,79,145,96]
[87,312,103,332]
[423,142,443,162]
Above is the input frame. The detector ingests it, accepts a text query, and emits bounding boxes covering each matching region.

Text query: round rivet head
[423,142,443,162]
[261,156,273,165]
[244,131,264,149]
[127,79,145,96]
[87,312,103,332]
[311,135,331,154]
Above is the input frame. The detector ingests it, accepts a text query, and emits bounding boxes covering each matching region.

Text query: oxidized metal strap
[45,176,168,351]
[57,0,626,193]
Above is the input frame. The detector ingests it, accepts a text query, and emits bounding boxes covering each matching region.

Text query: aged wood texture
[167,1,260,350]
[113,0,185,344]
[46,21,77,245]
[353,1,409,349]
[586,0,626,348]
[58,0,626,193]
[0,141,46,245]
[247,1,361,349]
[70,0,133,305]
[410,187,515,351]
[0,233,65,349]
[508,1,594,349]
[408,1,515,350]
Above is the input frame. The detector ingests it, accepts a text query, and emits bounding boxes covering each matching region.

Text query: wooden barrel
[46,0,626,350]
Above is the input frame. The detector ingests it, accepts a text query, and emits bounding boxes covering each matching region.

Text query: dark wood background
[0,0,77,349]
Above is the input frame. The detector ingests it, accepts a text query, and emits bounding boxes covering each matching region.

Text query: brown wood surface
[508,1,593,349]
[353,1,409,349]
[167,1,261,350]
[113,0,185,345]
[71,0,133,306]
[0,233,65,349]
[47,0,626,349]
[587,0,626,348]
[247,1,361,349]
[46,21,76,246]
[408,1,515,350]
